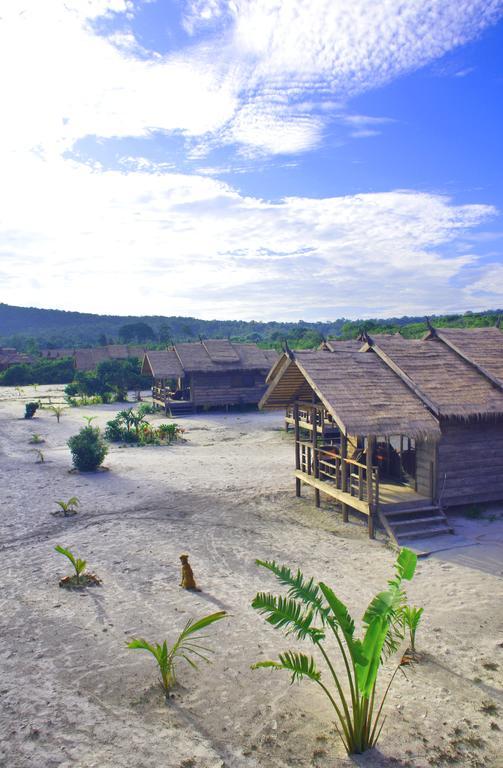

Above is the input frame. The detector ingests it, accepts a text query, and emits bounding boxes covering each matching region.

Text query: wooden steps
[379,504,453,544]
[166,401,194,416]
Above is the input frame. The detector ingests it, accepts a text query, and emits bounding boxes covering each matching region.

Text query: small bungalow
[39,348,75,360]
[260,325,503,543]
[142,339,278,415]
[0,348,34,371]
[74,345,147,372]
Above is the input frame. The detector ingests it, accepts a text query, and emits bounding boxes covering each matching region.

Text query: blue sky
[1,0,503,320]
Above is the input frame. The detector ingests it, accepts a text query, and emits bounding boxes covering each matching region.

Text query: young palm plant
[251,548,421,755]
[54,496,80,516]
[400,606,423,655]
[55,545,87,584]
[50,405,66,423]
[127,611,226,696]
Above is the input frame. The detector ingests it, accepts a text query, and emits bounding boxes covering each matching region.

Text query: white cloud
[0,0,502,157]
[1,1,502,321]
[0,151,497,319]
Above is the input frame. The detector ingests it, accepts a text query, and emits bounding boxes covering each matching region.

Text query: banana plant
[127,611,226,696]
[55,545,87,584]
[400,606,423,654]
[251,548,421,755]
[54,496,80,516]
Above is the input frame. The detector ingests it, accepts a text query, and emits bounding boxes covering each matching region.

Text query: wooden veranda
[291,402,431,536]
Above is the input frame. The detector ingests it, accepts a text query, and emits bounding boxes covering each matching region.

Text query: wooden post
[341,432,348,522]
[312,405,320,507]
[367,435,375,539]
[294,403,301,497]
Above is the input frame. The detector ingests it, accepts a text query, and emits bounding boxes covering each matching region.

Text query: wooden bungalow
[260,326,503,543]
[74,345,147,372]
[0,348,34,371]
[142,339,278,415]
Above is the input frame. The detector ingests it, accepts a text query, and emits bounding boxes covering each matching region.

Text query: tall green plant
[127,612,226,695]
[251,548,421,755]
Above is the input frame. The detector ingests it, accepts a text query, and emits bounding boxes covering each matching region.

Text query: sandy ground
[0,385,502,768]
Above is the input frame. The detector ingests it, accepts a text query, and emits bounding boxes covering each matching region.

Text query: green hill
[0,302,500,351]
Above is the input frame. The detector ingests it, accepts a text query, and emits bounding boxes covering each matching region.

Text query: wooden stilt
[367,435,375,539]
[312,405,320,507]
[341,433,348,522]
[294,403,301,497]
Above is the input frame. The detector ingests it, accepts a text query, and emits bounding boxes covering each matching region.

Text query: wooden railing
[152,386,191,403]
[297,440,380,516]
[286,402,338,435]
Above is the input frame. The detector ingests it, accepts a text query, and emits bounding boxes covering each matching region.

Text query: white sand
[0,385,502,768]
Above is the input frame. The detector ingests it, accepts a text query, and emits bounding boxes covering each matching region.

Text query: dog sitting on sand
[179,554,200,590]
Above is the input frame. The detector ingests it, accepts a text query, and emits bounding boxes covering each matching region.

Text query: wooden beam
[294,471,370,515]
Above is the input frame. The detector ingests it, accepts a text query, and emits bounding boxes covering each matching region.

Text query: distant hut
[74,345,147,372]
[142,339,278,415]
[0,348,34,372]
[260,325,503,543]
[39,348,75,360]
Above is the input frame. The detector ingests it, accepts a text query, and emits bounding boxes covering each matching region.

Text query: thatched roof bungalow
[74,345,147,372]
[142,339,278,414]
[0,348,34,372]
[260,326,503,542]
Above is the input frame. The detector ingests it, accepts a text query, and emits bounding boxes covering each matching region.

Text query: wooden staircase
[166,401,194,416]
[379,501,453,545]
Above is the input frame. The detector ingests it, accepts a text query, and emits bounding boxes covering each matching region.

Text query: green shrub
[24,402,39,419]
[0,358,74,386]
[67,426,108,471]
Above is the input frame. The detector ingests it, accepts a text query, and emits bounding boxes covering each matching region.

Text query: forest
[0,302,501,352]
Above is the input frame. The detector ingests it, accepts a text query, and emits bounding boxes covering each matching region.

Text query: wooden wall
[191,370,268,407]
[437,420,503,506]
[416,439,436,498]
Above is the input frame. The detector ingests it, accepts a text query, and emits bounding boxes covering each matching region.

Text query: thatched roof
[141,350,184,378]
[434,327,503,386]
[368,332,503,419]
[261,327,503,435]
[74,345,147,371]
[142,340,278,378]
[39,348,75,359]
[0,348,34,370]
[323,339,365,352]
[261,349,440,439]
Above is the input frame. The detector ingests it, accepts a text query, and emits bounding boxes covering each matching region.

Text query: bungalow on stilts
[260,325,503,544]
[142,339,278,415]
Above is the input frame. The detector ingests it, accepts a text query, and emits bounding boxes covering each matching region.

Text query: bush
[67,426,108,471]
[0,357,74,386]
[104,410,183,446]
[24,402,39,419]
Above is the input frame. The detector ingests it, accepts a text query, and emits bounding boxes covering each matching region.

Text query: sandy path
[0,386,502,768]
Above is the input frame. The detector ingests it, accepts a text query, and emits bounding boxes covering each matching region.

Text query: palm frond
[252,651,321,684]
[256,560,330,621]
[251,592,324,642]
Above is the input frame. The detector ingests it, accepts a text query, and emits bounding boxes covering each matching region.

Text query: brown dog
[179,554,199,590]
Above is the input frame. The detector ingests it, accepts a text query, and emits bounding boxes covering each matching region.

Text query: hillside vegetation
[0,302,501,351]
